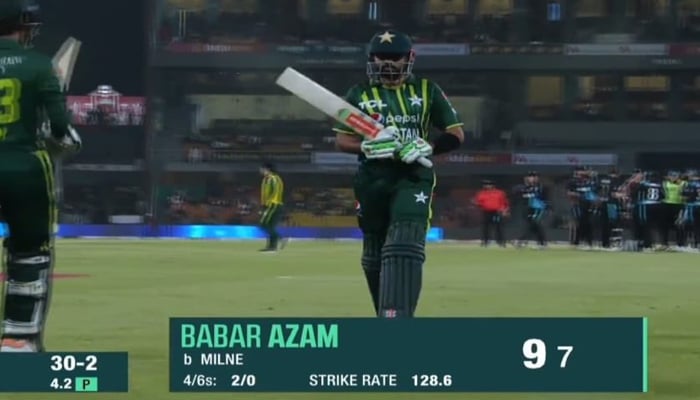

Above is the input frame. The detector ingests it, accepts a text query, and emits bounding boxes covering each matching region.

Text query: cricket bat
[50,37,82,203]
[275,67,433,168]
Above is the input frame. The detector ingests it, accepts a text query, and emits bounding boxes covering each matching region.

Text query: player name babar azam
[181,323,339,349]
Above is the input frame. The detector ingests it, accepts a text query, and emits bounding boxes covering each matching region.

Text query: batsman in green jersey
[333,30,465,318]
[0,0,82,352]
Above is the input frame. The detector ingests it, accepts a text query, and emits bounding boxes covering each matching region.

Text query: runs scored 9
[523,338,574,369]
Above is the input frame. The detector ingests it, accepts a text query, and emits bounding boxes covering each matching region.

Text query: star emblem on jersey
[414,191,429,204]
[408,96,422,107]
[379,31,395,43]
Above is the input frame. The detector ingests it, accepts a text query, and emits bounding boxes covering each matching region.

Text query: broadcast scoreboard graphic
[0,353,128,392]
[0,317,647,393]
[166,317,648,393]
[0,317,648,393]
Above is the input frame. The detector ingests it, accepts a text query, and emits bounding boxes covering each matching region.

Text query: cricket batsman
[0,0,81,352]
[333,30,464,317]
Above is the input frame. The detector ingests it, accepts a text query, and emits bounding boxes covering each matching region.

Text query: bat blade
[275,67,433,168]
[275,67,382,139]
[49,37,82,204]
[52,37,81,90]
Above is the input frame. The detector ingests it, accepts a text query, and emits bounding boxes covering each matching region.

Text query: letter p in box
[75,377,98,392]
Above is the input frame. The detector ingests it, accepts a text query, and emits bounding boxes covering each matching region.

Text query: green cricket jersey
[261,172,284,206]
[0,39,71,151]
[663,180,685,204]
[332,76,463,151]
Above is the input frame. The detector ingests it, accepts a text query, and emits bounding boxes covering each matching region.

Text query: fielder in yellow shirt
[259,163,287,252]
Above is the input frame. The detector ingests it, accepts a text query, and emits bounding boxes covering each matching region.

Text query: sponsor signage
[564,43,667,56]
[469,43,563,55]
[512,153,617,166]
[276,44,365,54]
[185,147,311,163]
[439,152,512,164]
[312,152,358,165]
[412,43,468,56]
[165,42,265,53]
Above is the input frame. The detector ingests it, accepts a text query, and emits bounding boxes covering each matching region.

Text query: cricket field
[1,239,698,400]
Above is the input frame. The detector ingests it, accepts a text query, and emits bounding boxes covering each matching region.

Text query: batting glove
[399,137,432,164]
[42,122,82,155]
[361,126,400,160]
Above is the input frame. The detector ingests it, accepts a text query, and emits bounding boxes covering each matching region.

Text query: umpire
[474,180,509,247]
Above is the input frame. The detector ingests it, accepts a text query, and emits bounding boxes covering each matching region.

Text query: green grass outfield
[2,239,699,400]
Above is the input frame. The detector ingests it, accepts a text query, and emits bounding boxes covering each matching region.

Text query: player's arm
[333,85,364,154]
[36,57,81,149]
[37,58,69,136]
[272,176,283,200]
[335,132,362,154]
[473,191,484,207]
[428,81,464,153]
[566,181,579,200]
[682,184,694,203]
[499,190,510,215]
[261,177,271,206]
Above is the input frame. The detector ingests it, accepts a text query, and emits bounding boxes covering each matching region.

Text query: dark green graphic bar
[0,352,128,392]
[169,318,646,392]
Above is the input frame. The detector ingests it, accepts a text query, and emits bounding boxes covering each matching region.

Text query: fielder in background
[567,166,597,249]
[473,180,509,247]
[334,30,464,318]
[0,0,81,352]
[258,163,287,253]
[597,167,623,249]
[682,170,700,250]
[514,172,548,249]
[661,170,686,249]
[632,171,665,250]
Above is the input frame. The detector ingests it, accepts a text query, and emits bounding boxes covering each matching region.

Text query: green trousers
[260,204,283,247]
[353,162,435,235]
[0,149,56,253]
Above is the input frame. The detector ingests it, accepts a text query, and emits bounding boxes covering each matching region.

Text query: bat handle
[418,157,433,168]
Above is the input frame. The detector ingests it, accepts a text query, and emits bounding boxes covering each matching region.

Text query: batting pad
[379,221,426,317]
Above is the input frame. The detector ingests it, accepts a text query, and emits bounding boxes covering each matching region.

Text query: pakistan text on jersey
[396,128,421,141]
[0,56,24,67]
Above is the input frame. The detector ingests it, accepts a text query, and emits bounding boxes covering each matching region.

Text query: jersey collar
[370,74,418,89]
[0,39,21,49]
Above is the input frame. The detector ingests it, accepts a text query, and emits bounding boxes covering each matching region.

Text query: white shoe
[0,338,37,353]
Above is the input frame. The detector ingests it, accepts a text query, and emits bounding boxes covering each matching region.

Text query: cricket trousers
[634,203,662,249]
[600,201,619,248]
[259,204,283,248]
[353,161,434,318]
[0,148,57,349]
[518,207,546,246]
[683,205,700,247]
[480,211,504,246]
[571,203,593,246]
[661,203,685,247]
[0,148,56,254]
